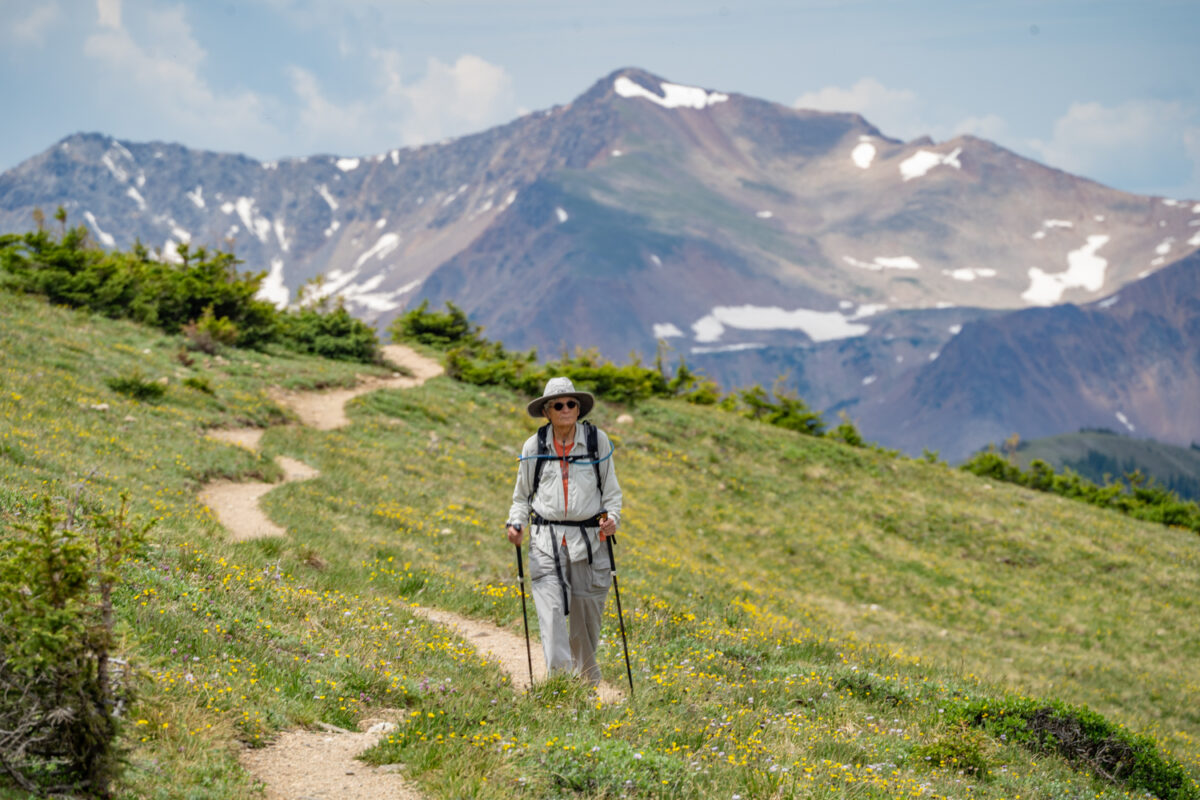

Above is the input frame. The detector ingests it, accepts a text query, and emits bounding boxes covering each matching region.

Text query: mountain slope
[2,67,1198,462]
[858,251,1200,461]
[1,290,1198,798]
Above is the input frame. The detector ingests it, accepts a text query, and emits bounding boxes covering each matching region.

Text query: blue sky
[2,0,1198,198]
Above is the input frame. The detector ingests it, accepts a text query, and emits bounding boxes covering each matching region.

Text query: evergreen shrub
[279,304,379,363]
[0,213,380,363]
[955,698,1199,799]
[0,493,152,797]
[104,372,166,402]
[961,451,1200,533]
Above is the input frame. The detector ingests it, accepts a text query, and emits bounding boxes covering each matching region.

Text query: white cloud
[83,4,276,149]
[96,0,121,29]
[290,51,516,151]
[952,113,1009,141]
[794,77,925,140]
[1030,99,1200,196]
[9,2,62,44]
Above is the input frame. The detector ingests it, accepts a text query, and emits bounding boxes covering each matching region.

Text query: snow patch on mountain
[84,212,115,247]
[852,304,887,318]
[317,185,339,211]
[756,210,773,219]
[1097,294,1120,309]
[1115,411,1135,433]
[235,197,272,243]
[186,186,205,209]
[336,158,361,171]
[852,138,876,169]
[943,267,996,281]
[556,207,569,223]
[613,76,729,110]
[691,343,766,354]
[844,255,920,271]
[691,305,871,344]
[353,233,401,270]
[125,187,146,211]
[899,147,962,181]
[258,258,290,308]
[274,219,289,252]
[1022,234,1110,305]
[343,278,420,313]
[101,153,127,183]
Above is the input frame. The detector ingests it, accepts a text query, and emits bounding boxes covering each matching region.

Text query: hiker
[506,377,622,685]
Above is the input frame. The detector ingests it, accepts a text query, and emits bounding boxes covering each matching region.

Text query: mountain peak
[576,67,731,111]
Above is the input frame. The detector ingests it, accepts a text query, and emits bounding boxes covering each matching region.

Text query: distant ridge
[2,67,1198,460]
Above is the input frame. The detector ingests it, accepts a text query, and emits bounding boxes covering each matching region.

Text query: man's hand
[506,524,523,546]
[597,515,617,541]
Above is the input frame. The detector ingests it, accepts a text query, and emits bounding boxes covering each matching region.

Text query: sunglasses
[550,400,578,411]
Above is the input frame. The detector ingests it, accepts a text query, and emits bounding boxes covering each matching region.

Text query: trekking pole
[600,512,634,698]
[512,526,535,689]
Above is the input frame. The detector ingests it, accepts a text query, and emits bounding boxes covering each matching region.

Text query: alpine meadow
[2,229,1199,798]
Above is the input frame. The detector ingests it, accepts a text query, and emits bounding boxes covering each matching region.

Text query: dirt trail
[411,606,626,704]
[200,345,443,541]
[240,725,419,800]
[201,344,620,798]
[270,344,445,430]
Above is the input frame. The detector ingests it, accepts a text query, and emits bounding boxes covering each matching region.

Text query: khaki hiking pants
[529,538,612,685]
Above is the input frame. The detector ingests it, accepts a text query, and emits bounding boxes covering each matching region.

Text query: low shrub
[910,721,991,779]
[388,299,483,349]
[104,371,166,402]
[279,304,379,363]
[954,697,1199,799]
[961,451,1200,534]
[182,376,214,394]
[182,306,239,354]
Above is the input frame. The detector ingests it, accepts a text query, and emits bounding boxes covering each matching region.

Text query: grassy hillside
[2,290,1199,799]
[1015,430,1200,502]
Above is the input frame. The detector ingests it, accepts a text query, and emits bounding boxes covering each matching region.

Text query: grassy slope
[2,291,1198,799]
[1014,431,1200,502]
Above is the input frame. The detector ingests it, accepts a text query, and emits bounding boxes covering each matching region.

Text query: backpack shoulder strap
[528,424,550,502]
[585,421,602,495]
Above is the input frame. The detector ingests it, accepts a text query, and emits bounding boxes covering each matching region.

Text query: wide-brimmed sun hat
[526,376,595,419]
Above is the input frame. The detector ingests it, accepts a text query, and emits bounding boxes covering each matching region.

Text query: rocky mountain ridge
[2,66,1198,458]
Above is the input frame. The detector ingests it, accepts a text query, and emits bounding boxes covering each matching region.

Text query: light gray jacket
[508,422,622,562]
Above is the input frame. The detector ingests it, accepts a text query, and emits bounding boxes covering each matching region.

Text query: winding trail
[198,344,622,798]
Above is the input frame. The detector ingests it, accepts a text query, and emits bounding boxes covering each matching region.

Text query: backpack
[527,421,603,503]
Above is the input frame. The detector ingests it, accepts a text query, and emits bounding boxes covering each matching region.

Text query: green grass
[2,290,1199,799]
